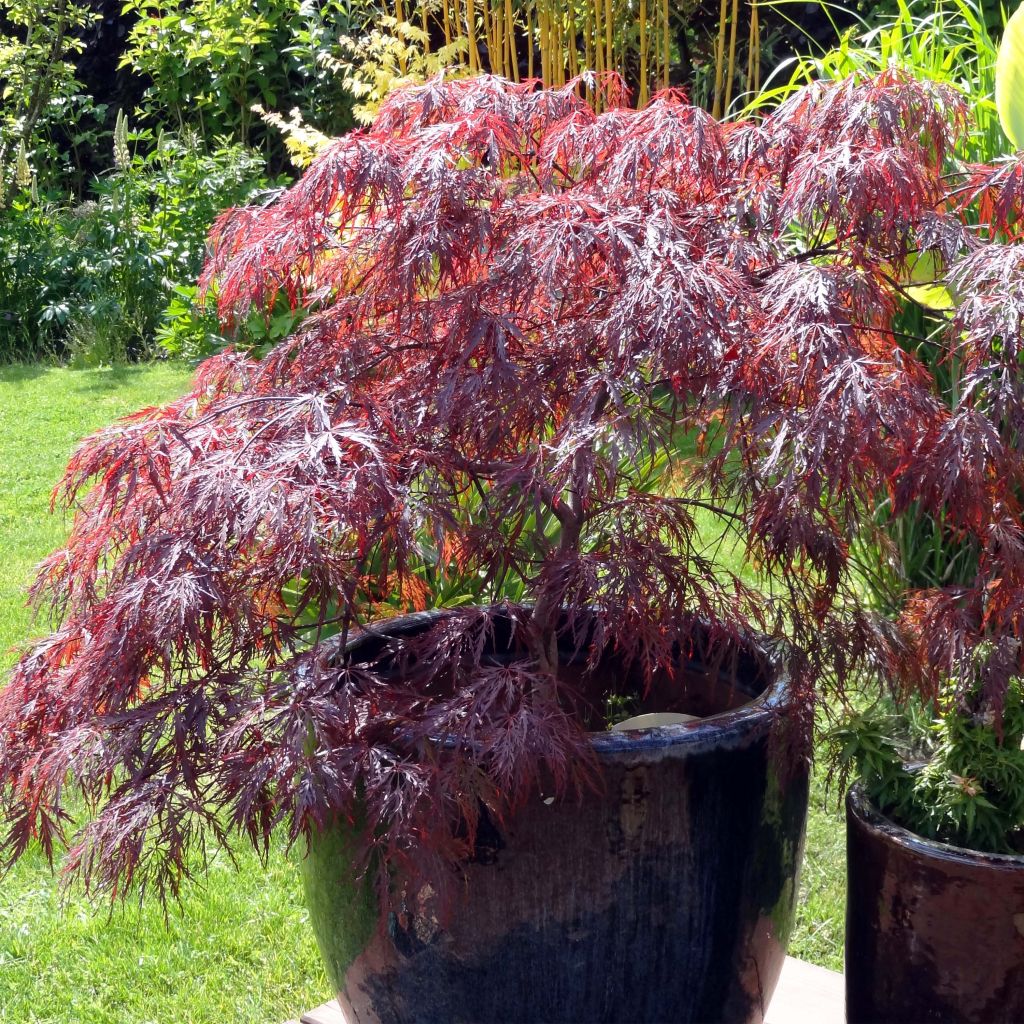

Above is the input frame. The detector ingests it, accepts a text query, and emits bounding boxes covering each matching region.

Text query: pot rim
[321,605,793,754]
[847,781,1024,867]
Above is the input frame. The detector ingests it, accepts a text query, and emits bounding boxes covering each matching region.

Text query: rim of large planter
[847,781,1024,867]
[315,605,795,752]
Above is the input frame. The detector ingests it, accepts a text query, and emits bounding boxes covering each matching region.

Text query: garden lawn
[0,363,843,1024]
[0,364,328,1024]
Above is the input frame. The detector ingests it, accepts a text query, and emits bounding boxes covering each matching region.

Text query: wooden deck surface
[286,955,844,1023]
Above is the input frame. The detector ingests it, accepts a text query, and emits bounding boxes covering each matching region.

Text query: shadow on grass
[0,360,191,396]
[75,361,187,395]
[0,363,49,386]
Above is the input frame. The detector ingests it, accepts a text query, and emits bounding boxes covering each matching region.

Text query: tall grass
[753,0,1002,160]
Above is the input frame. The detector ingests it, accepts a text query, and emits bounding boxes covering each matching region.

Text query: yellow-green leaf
[996,2,1024,151]
[905,250,955,310]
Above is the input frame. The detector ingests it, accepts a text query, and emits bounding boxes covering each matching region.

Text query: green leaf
[903,250,955,311]
[996,2,1024,150]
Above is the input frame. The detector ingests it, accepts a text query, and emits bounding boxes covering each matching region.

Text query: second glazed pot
[846,783,1024,1024]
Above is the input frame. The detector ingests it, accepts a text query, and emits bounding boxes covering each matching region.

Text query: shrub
[0,129,271,362]
[0,194,78,360]
[1,73,1022,911]
[121,0,358,156]
[0,0,107,193]
[831,677,1024,852]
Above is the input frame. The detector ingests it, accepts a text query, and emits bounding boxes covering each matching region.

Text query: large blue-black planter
[300,612,810,1024]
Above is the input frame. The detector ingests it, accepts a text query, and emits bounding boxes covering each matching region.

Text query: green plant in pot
[0,72,999,1022]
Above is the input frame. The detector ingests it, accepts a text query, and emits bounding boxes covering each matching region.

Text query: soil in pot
[846,783,1024,1024]
[301,611,810,1024]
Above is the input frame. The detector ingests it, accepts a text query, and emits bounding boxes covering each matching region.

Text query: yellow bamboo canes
[723,0,740,113]
[443,0,452,49]
[566,1,578,87]
[526,0,534,78]
[422,0,431,55]
[505,0,519,81]
[466,0,481,72]
[604,0,613,78]
[662,0,670,89]
[639,0,649,106]
[395,0,408,75]
[539,1,548,83]
[745,7,754,96]
[746,2,759,96]
[548,2,557,85]
[554,3,564,86]
[711,0,728,118]
[495,0,506,76]
[482,0,494,74]
[752,1,761,93]
[548,0,557,85]
[496,0,507,77]
[453,0,465,65]
[583,0,593,76]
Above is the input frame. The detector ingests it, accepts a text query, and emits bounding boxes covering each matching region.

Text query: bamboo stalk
[539,1,548,84]
[526,0,534,79]
[421,0,430,55]
[505,0,519,81]
[482,0,494,74]
[497,0,507,77]
[604,0,613,78]
[583,0,593,78]
[549,2,558,85]
[639,0,649,106]
[395,0,408,75]
[495,0,506,76]
[443,0,452,50]
[724,0,740,113]
[663,0,670,89]
[746,2,757,97]
[711,0,728,119]
[566,1,578,87]
[466,0,481,72]
[752,1,760,93]
[548,0,557,85]
[592,0,604,110]
[556,0,563,86]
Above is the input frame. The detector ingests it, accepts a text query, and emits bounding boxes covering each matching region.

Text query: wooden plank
[300,1002,345,1024]
[766,955,845,1024]
[292,955,844,1024]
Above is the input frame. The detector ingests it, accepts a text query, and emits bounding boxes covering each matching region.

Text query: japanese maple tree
[2,71,1022,908]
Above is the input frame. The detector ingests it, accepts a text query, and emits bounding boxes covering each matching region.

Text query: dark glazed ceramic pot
[301,613,810,1024]
[846,784,1024,1024]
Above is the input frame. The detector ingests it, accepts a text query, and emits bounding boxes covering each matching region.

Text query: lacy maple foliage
[2,72,1023,909]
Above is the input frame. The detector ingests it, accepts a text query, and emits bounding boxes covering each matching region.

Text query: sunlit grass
[0,364,329,1024]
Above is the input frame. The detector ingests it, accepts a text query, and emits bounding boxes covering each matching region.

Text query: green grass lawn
[0,362,845,1023]
[0,365,329,1024]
